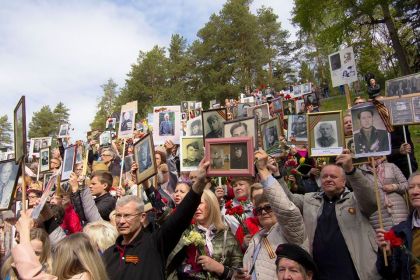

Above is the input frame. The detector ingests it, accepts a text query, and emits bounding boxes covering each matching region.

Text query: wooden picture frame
[307,111,344,157]
[13,96,26,163]
[39,147,51,173]
[246,104,270,123]
[180,136,204,172]
[202,108,227,141]
[223,116,258,149]
[260,117,282,157]
[205,137,254,177]
[61,145,77,181]
[236,103,253,118]
[271,97,283,113]
[0,159,21,211]
[134,133,157,184]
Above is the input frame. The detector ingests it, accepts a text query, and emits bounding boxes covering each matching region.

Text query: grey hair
[116,195,144,213]
[408,171,420,184]
[101,148,115,158]
[320,164,346,178]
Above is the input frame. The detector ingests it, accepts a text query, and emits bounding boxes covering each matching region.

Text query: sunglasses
[254,204,273,216]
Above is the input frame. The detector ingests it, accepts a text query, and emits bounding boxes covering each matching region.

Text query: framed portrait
[271,97,283,113]
[247,104,270,123]
[195,102,202,109]
[180,136,205,172]
[39,148,50,173]
[152,106,181,145]
[205,137,254,177]
[13,96,26,163]
[181,101,189,112]
[134,134,157,183]
[123,154,134,173]
[307,111,344,157]
[236,103,252,118]
[345,137,368,165]
[186,115,203,136]
[389,97,414,125]
[105,118,117,130]
[351,102,391,157]
[0,159,21,211]
[412,96,420,122]
[287,115,308,142]
[61,145,77,181]
[43,172,54,190]
[99,131,112,146]
[202,108,227,141]
[118,109,135,138]
[223,116,258,149]
[29,137,52,159]
[58,124,70,138]
[301,83,312,94]
[296,99,306,114]
[282,100,296,115]
[293,85,302,97]
[260,117,282,157]
[304,93,319,106]
[385,73,420,97]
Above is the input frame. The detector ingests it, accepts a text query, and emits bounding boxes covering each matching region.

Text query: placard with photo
[61,145,77,181]
[0,159,21,211]
[287,115,307,142]
[223,116,257,149]
[202,108,227,141]
[133,134,157,183]
[39,148,50,173]
[180,136,204,172]
[153,106,182,145]
[13,96,26,163]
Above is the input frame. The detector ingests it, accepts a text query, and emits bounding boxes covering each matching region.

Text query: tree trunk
[380,2,411,75]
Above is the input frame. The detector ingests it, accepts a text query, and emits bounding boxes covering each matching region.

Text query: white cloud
[0,0,295,142]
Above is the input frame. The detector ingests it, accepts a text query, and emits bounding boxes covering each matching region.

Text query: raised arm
[255,150,305,245]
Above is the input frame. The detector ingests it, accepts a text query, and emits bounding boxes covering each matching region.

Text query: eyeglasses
[254,205,273,216]
[115,212,141,222]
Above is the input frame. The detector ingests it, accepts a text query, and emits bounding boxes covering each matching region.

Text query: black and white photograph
[304,93,319,106]
[287,115,307,142]
[308,111,344,157]
[413,96,420,122]
[13,96,26,163]
[180,136,204,172]
[43,172,54,191]
[351,103,391,157]
[202,108,227,140]
[99,131,112,146]
[385,73,420,97]
[158,112,175,136]
[389,98,414,125]
[296,99,306,114]
[39,147,50,173]
[229,143,248,169]
[302,83,311,94]
[61,145,76,181]
[345,137,368,165]
[0,159,20,211]
[134,134,157,183]
[123,154,134,173]
[282,100,296,115]
[236,103,252,118]
[58,124,70,138]
[119,110,135,138]
[186,116,203,136]
[152,106,181,145]
[247,104,269,123]
[329,53,341,70]
[261,117,281,157]
[181,101,189,112]
[223,116,257,149]
[293,85,302,97]
[29,137,52,159]
[209,144,229,170]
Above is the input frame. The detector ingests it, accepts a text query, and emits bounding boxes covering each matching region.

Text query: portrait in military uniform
[202,108,227,140]
[351,104,391,157]
[180,136,204,171]
[315,121,338,148]
[223,116,257,149]
[261,117,281,157]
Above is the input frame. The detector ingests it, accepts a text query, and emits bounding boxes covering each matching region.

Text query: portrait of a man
[315,122,337,148]
[33,140,41,153]
[138,141,152,172]
[205,114,223,138]
[230,122,248,137]
[41,151,49,166]
[120,111,133,132]
[0,161,19,209]
[182,141,202,167]
[159,112,174,136]
[100,132,111,146]
[264,126,280,155]
[283,101,296,115]
[189,119,202,136]
[237,103,251,118]
[291,115,307,139]
[210,146,225,169]
[41,139,49,149]
[230,144,247,169]
[353,108,389,154]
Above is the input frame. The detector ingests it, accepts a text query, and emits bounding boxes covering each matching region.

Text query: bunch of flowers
[285,94,291,100]
[384,229,420,264]
[225,196,249,234]
[284,155,312,189]
[182,229,209,279]
[183,230,206,255]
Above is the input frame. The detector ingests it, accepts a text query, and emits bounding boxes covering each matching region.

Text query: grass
[319,94,420,162]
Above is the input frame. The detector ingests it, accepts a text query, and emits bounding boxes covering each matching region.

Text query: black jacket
[102,190,201,280]
[95,192,116,221]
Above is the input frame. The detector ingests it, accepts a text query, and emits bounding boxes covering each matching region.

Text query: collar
[115,226,146,249]
[318,188,350,202]
[412,209,420,229]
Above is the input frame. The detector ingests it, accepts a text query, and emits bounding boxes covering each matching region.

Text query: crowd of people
[1,82,420,280]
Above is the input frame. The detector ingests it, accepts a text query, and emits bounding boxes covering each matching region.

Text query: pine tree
[28,106,56,138]
[90,79,119,130]
[0,115,12,145]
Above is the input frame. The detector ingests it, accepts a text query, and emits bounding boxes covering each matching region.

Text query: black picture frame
[61,145,77,181]
[13,96,26,163]
[0,159,21,211]
[133,133,157,184]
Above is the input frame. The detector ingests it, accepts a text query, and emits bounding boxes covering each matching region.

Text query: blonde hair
[1,228,52,279]
[201,190,226,232]
[52,233,108,280]
[83,220,118,252]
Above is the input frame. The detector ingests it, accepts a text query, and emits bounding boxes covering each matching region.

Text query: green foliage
[90,79,119,130]
[28,103,70,138]
[0,115,12,145]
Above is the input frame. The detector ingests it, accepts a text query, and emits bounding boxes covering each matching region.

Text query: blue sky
[0,0,296,142]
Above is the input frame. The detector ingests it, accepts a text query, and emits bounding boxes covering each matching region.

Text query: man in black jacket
[102,161,210,280]
[89,171,116,221]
